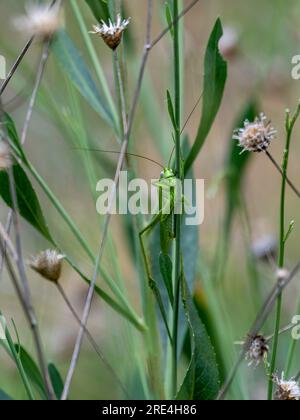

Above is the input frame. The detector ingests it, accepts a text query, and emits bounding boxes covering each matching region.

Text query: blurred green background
[1,0,300,400]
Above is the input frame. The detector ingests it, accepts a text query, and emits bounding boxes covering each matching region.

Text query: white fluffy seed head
[90,14,131,50]
[13,2,63,38]
[273,373,300,400]
[233,113,277,153]
[29,249,65,283]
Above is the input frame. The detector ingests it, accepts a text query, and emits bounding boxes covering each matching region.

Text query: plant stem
[265,151,300,199]
[70,0,119,134]
[114,49,128,135]
[56,283,129,398]
[171,0,183,399]
[268,104,300,400]
[0,101,54,400]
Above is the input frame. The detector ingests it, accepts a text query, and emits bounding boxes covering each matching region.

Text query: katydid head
[160,167,175,180]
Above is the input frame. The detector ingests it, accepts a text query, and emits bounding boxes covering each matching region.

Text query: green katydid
[138,165,181,344]
[75,147,180,342]
[74,92,202,343]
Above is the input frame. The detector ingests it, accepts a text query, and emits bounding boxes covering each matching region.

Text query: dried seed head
[13,2,63,39]
[233,113,277,153]
[90,14,131,50]
[29,249,64,283]
[273,373,300,400]
[246,335,269,367]
[0,142,12,170]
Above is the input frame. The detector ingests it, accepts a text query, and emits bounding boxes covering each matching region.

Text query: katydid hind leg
[139,219,173,344]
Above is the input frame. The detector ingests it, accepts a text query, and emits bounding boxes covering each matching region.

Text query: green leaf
[2,113,27,163]
[165,3,174,38]
[0,389,13,400]
[48,363,64,400]
[284,220,295,244]
[159,254,174,306]
[0,165,53,243]
[15,345,47,400]
[177,275,220,400]
[85,0,110,22]
[52,30,114,128]
[166,90,177,131]
[185,18,227,173]
[224,101,257,236]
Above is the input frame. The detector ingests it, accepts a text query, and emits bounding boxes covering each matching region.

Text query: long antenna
[167,92,203,168]
[180,91,203,135]
[74,147,165,170]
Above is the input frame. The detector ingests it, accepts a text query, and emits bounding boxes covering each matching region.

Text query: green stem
[70,0,119,135]
[112,42,156,397]
[171,0,183,399]
[268,104,300,399]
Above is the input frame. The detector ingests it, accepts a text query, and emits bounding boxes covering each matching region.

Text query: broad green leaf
[48,363,64,400]
[85,0,110,22]
[15,345,47,400]
[185,18,227,173]
[52,31,114,128]
[0,389,13,400]
[224,101,257,236]
[174,138,200,351]
[0,165,53,243]
[159,254,174,306]
[177,276,220,400]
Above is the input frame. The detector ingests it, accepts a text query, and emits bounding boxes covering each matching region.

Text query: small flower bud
[90,14,131,50]
[29,250,64,283]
